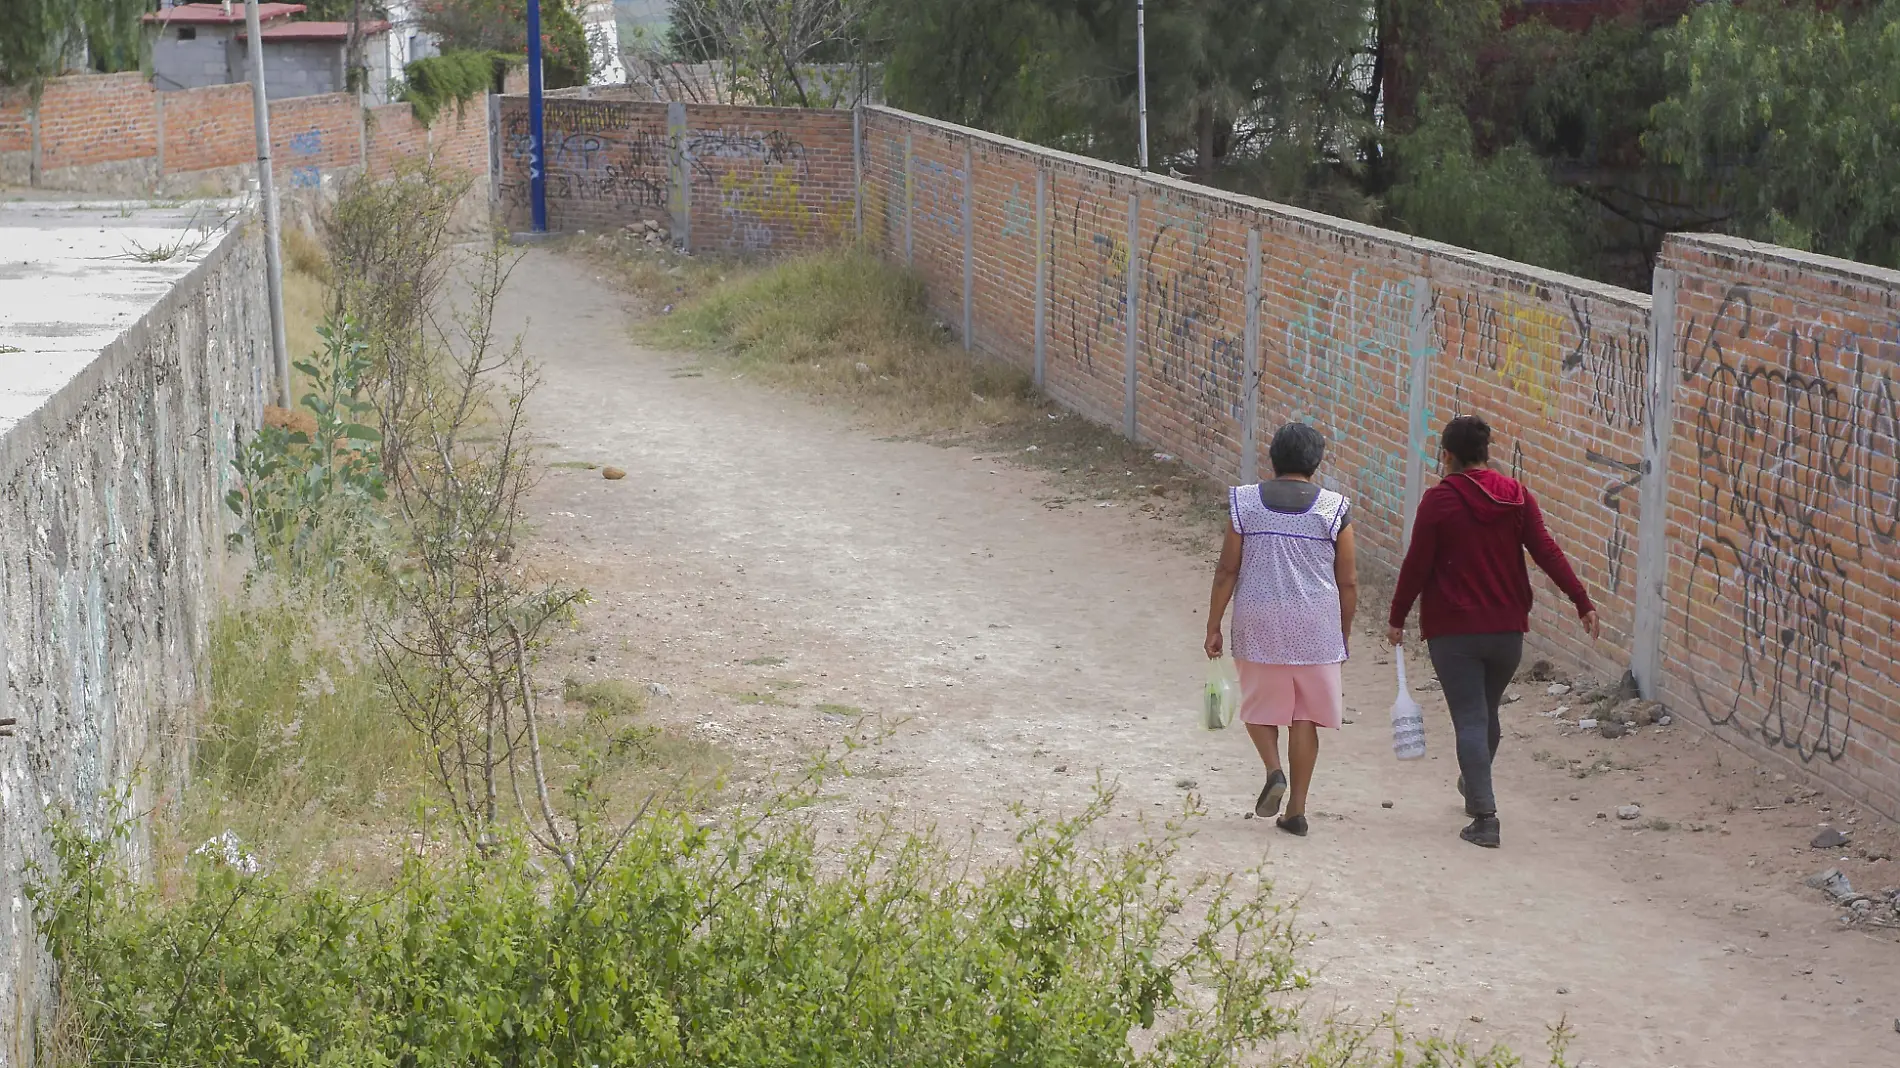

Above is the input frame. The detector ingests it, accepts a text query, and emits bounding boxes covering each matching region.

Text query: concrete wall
[0,219,270,1067]
[150,24,241,91]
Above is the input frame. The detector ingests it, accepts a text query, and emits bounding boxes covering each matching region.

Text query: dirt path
[504,249,1898,1068]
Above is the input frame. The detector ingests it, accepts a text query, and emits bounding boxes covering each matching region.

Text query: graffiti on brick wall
[687,127,807,175]
[913,156,963,235]
[1673,284,1900,762]
[501,110,668,214]
[1440,290,1649,597]
[686,126,821,251]
[1283,269,1431,524]
[286,128,323,188]
[1053,189,1127,373]
[1141,201,1243,456]
[1000,181,1033,239]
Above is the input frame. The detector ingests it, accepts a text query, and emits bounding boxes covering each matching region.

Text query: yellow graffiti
[718,169,819,239]
[1498,303,1566,416]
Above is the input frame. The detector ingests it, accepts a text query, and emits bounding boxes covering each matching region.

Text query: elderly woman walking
[1388,416,1599,849]
[1205,423,1358,837]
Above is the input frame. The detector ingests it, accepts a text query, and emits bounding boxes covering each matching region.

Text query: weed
[1647,818,1673,832]
[656,249,1040,434]
[742,655,788,666]
[816,703,863,717]
[282,225,331,285]
[561,678,647,721]
[547,459,599,470]
[225,318,387,580]
[737,691,789,707]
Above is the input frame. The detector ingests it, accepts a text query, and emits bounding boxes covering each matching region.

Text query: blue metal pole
[527,0,548,232]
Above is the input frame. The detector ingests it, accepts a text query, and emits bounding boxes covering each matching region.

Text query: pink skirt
[1236,660,1344,729]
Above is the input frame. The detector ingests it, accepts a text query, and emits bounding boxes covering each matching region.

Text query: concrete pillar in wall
[1033,167,1047,389]
[1123,191,1140,440]
[961,140,973,351]
[1401,275,1435,549]
[1633,268,1680,698]
[1241,228,1261,485]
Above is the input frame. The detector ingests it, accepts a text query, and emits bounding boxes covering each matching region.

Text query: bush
[32,793,1310,1067]
[400,50,515,126]
[225,318,387,579]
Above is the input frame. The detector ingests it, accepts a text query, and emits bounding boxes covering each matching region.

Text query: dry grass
[652,250,1041,436]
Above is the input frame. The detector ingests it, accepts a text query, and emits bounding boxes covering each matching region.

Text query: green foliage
[1384,96,1591,273]
[418,0,592,88]
[0,0,146,87]
[400,50,512,126]
[1648,0,1900,268]
[202,595,415,820]
[879,0,1369,191]
[30,793,1312,1067]
[562,678,648,721]
[225,319,387,580]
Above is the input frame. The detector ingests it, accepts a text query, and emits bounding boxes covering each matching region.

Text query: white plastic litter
[1391,651,1428,760]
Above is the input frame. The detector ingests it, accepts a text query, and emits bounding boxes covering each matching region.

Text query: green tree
[1648,0,1900,268]
[419,0,592,88]
[0,0,146,88]
[878,0,1371,212]
[1384,95,1591,272]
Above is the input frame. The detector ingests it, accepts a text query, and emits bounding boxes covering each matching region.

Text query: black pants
[1426,632,1524,817]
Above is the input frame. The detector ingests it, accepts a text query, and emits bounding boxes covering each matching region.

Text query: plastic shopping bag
[1202,659,1239,731]
[1391,651,1428,760]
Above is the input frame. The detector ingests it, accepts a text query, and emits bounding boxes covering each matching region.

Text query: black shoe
[1255,769,1288,819]
[1460,815,1501,848]
[1276,814,1309,837]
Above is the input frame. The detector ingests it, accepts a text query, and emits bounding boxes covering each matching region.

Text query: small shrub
[225,318,387,579]
[31,793,1312,1067]
[562,677,646,721]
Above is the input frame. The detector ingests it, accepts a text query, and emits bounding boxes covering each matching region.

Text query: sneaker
[1255,769,1288,819]
[1460,815,1501,848]
[1456,775,1485,818]
[1275,813,1309,837]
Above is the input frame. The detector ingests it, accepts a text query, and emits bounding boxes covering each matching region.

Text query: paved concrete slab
[0,195,244,436]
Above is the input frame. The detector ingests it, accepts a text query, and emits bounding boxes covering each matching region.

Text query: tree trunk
[1195,102,1217,183]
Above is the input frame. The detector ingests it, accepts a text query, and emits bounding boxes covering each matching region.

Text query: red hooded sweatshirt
[1388,468,1594,640]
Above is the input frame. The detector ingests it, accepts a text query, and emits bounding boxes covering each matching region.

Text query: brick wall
[495,96,673,233]
[159,84,254,175]
[270,92,363,190]
[682,104,856,253]
[4,72,492,195]
[366,101,428,178]
[1660,235,1900,819]
[493,96,856,249]
[36,73,158,173]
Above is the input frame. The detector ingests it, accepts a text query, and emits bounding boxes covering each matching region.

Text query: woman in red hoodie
[1386,416,1599,849]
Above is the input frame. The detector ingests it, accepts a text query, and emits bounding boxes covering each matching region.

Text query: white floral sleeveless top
[1228,484,1350,665]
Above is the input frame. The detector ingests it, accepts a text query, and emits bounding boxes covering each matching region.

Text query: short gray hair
[1269,423,1326,477]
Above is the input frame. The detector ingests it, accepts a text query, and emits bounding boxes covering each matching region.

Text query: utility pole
[245,0,291,406]
[1136,0,1150,171]
[527,0,549,232]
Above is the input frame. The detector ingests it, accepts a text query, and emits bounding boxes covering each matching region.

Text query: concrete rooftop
[0,195,244,437]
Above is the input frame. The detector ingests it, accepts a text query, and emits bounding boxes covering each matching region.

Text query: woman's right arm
[1206,526,1243,658]
[1386,495,1439,645]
